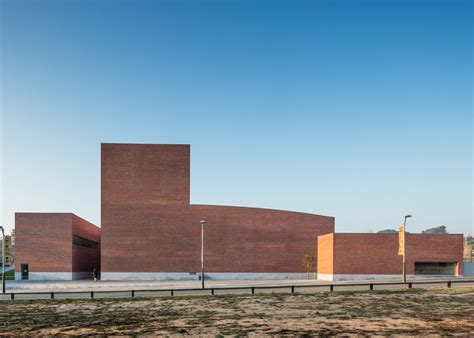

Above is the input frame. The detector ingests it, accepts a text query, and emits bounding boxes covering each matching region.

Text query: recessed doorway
[21,264,29,280]
[414,262,456,275]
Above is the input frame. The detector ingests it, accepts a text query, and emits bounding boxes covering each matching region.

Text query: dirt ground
[0,287,473,336]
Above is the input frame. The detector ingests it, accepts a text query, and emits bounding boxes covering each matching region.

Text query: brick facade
[72,215,101,275]
[101,143,335,276]
[317,233,464,280]
[15,213,100,280]
[13,143,464,281]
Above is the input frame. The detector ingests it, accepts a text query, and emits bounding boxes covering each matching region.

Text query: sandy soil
[0,287,473,336]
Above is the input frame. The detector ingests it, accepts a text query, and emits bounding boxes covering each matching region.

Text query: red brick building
[101,143,334,280]
[317,233,464,281]
[15,213,100,280]
[13,143,465,281]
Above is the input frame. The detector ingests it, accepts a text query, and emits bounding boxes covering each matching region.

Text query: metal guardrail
[1,279,473,301]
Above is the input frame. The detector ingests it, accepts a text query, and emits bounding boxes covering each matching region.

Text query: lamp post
[199,220,207,289]
[0,226,5,293]
[402,215,412,283]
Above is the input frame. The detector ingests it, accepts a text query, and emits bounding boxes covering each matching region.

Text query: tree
[302,251,316,279]
[465,235,474,245]
[377,229,397,234]
[465,235,474,262]
[422,226,448,234]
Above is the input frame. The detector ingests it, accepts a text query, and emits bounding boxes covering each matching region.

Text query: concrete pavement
[1,277,472,301]
[4,276,474,292]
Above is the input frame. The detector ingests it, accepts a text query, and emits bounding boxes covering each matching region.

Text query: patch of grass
[0,269,14,280]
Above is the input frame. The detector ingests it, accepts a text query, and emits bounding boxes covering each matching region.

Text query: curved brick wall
[101,204,334,273]
[101,143,335,276]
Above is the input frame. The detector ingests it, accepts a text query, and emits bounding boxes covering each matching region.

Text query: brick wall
[189,205,334,273]
[317,233,464,276]
[72,215,101,274]
[15,213,73,273]
[101,143,190,207]
[101,143,335,274]
[405,234,464,275]
[332,233,401,275]
[15,213,101,278]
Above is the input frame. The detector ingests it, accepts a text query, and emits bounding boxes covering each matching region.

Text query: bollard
[447,281,451,288]
[11,293,14,300]
[251,287,255,295]
[211,288,214,295]
[369,284,373,291]
[171,289,174,296]
[330,285,334,292]
[51,292,54,299]
[408,282,412,289]
[131,290,135,298]
[291,286,295,293]
[91,291,94,299]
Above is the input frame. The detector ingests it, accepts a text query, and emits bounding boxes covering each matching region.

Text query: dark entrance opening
[21,264,29,280]
[414,262,456,275]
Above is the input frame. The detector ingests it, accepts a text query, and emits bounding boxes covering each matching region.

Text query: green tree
[302,251,316,279]
[422,226,448,234]
[377,229,397,234]
[465,235,474,245]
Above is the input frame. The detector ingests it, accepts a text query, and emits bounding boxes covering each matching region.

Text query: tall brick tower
[101,143,335,280]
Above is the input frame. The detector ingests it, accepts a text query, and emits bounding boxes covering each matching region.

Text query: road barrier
[1,279,473,301]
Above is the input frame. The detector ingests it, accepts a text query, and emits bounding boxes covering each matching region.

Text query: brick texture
[15,213,72,273]
[101,143,190,207]
[317,233,464,276]
[72,215,101,273]
[15,213,101,276]
[101,143,335,273]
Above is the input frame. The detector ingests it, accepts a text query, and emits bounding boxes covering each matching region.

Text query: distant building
[464,236,473,262]
[0,235,14,266]
[11,229,15,264]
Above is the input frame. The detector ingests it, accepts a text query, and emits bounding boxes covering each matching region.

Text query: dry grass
[1,287,473,336]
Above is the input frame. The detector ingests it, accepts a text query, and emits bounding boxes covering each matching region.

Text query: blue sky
[1,0,472,235]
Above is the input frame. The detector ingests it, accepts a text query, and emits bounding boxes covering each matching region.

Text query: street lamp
[402,215,412,283]
[199,220,207,289]
[0,226,5,293]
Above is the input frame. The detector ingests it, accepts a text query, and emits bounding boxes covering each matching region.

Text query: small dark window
[73,235,98,249]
